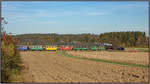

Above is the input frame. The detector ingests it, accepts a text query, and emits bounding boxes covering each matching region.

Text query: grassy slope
[125,48,149,52]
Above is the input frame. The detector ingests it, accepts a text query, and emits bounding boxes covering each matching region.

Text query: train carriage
[73,47,81,51]
[72,44,89,51]
[60,46,73,50]
[73,47,88,51]
[81,47,89,50]
[45,45,57,51]
[91,46,97,51]
[17,45,28,51]
[31,45,43,51]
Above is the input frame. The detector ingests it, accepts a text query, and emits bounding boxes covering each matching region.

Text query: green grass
[125,48,149,52]
[57,51,149,68]
[136,48,149,52]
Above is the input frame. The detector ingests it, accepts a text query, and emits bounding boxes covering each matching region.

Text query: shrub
[1,32,22,82]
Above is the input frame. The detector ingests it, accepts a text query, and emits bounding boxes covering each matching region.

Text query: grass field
[125,48,149,52]
[64,51,149,67]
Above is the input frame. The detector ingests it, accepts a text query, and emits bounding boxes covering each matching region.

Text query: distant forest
[13,31,149,48]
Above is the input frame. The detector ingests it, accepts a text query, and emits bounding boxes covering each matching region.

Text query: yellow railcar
[45,45,57,51]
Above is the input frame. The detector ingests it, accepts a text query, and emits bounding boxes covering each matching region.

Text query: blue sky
[2,1,149,35]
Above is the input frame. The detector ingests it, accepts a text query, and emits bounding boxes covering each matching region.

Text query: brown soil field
[20,51,148,83]
[66,51,149,65]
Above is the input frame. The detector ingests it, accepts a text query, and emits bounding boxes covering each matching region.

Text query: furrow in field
[20,51,148,82]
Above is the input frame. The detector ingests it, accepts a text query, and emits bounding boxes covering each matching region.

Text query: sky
[2,1,149,35]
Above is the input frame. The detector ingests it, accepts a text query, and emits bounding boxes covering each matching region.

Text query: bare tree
[1,17,8,33]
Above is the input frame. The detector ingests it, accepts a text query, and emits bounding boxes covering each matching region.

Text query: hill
[13,31,149,48]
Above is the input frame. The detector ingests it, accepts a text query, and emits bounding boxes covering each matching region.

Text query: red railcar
[60,46,72,50]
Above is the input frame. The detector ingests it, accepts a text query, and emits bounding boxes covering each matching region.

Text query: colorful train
[16,44,124,51]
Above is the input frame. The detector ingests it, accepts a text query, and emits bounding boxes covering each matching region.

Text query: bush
[1,32,22,82]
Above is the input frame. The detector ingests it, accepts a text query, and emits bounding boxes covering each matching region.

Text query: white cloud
[119,4,148,8]
[39,21,61,24]
[2,3,16,11]
[106,3,148,9]
[2,2,24,11]
[87,12,110,16]
[33,10,81,18]
[33,9,110,18]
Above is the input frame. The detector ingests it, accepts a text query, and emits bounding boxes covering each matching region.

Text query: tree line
[14,31,149,48]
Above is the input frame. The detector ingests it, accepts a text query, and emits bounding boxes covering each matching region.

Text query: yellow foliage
[4,43,15,57]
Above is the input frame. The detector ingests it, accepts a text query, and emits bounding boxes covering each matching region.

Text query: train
[16,44,124,51]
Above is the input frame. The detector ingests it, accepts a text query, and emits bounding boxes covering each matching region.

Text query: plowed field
[20,51,148,83]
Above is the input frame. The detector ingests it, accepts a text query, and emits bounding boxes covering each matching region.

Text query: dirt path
[20,51,148,83]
